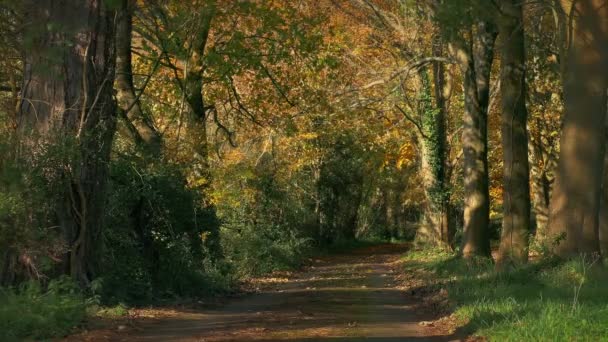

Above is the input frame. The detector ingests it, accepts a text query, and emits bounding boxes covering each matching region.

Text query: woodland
[1,0,608,340]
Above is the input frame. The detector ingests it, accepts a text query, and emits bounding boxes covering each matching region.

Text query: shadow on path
[120,243,461,341]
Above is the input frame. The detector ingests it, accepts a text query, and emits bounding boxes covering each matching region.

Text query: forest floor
[65,243,466,341]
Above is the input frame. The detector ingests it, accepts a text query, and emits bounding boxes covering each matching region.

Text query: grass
[403,247,608,341]
[94,303,130,319]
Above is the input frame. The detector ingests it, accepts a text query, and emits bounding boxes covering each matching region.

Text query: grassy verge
[402,248,608,341]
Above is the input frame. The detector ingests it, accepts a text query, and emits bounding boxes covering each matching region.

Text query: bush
[0,277,87,340]
[213,156,315,277]
[0,136,74,285]
[221,222,312,277]
[100,155,227,303]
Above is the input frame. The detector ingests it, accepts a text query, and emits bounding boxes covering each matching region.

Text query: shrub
[100,155,226,303]
[0,277,87,340]
[221,222,312,277]
[0,136,74,285]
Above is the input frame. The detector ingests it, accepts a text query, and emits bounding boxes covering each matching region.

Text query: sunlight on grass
[403,248,608,341]
[94,303,130,319]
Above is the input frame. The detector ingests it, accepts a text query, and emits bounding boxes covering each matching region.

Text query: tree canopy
[1,0,608,339]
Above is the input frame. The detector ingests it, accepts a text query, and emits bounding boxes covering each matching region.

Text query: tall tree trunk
[418,63,452,248]
[0,248,17,286]
[183,9,214,185]
[548,0,608,257]
[384,187,394,238]
[313,161,323,243]
[600,147,608,255]
[451,22,497,258]
[496,0,531,266]
[529,120,553,237]
[432,41,453,248]
[19,0,116,285]
[116,0,161,154]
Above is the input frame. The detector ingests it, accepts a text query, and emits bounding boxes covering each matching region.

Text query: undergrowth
[1,237,389,341]
[321,237,395,254]
[403,247,608,341]
[0,277,87,341]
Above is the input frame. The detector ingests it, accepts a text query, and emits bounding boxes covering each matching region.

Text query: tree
[116,0,162,155]
[429,0,498,258]
[339,0,455,247]
[175,2,215,182]
[461,21,496,258]
[18,0,117,285]
[496,0,531,266]
[136,0,216,181]
[448,20,497,258]
[418,64,453,248]
[525,4,562,238]
[600,148,608,254]
[431,39,454,247]
[547,0,608,257]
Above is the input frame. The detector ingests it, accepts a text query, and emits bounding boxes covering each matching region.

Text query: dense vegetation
[0,0,607,340]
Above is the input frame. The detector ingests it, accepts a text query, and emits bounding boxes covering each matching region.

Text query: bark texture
[529,119,554,237]
[497,0,531,266]
[548,0,608,257]
[452,22,497,258]
[600,148,608,255]
[417,63,452,248]
[184,8,214,183]
[19,0,116,285]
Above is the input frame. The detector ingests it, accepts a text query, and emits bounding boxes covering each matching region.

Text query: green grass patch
[94,303,129,319]
[403,248,608,341]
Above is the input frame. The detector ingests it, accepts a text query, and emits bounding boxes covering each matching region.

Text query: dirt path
[88,244,461,341]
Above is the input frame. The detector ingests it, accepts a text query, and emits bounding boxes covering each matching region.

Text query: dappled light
[109,244,458,341]
[1,0,608,341]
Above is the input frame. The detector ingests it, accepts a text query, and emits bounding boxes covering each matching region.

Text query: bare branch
[211,106,237,148]
[359,57,453,91]
[395,104,429,140]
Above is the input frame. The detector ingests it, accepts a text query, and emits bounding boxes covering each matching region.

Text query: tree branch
[359,56,453,90]
[395,104,429,140]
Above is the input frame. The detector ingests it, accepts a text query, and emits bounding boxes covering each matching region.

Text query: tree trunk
[384,187,395,238]
[116,0,161,155]
[0,248,17,286]
[496,0,531,266]
[548,0,608,257]
[181,8,215,186]
[452,22,497,258]
[432,41,454,248]
[19,0,116,285]
[529,120,553,237]
[418,63,452,248]
[600,148,608,255]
